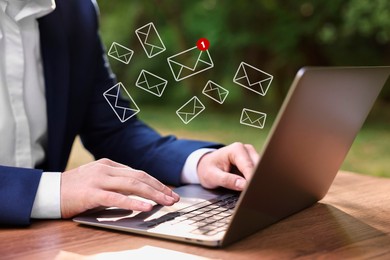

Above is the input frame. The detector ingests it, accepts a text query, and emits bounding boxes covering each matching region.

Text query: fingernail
[165,195,175,203]
[141,202,153,211]
[172,191,180,201]
[235,179,246,190]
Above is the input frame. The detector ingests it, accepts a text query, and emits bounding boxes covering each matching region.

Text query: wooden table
[1,171,390,259]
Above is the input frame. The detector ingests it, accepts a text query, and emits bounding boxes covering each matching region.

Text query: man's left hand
[197,142,259,191]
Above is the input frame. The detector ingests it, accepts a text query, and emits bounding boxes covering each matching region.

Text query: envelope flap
[138,25,164,49]
[205,87,222,98]
[178,100,198,114]
[103,82,140,122]
[244,64,272,85]
[104,89,137,113]
[169,48,201,71]
[104,85,120,97]
[135,23,151,36]
[179,98,204,114]
[114,86,133,110]
[249,114,265,123]
[208,82,228,94]
[168,46,214,81]
[142,71,166,87]
[204,90,227,105]
[204,82,217,91]
[116,83,138,110]
[216,87,228,95]
[112,43,132,57]
[243,109,265,124]
[193,98,204,109]
[204,85,218,93]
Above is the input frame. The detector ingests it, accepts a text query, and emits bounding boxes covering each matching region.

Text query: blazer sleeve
[0,166,42,225]
[78,2,221,186]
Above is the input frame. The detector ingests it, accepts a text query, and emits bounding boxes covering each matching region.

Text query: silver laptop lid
[222,66,390,246]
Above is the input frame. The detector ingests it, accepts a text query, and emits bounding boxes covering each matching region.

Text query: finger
[228,143,256,179]
[99,164,179,201]
[102,176,178,206]
[244,144,260,165]
[211,168,247,191]
[96,190,154,211]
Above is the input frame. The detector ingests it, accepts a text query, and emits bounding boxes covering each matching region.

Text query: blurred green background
[96,0,390,177]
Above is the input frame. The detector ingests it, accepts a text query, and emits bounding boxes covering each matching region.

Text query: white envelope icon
[202,80,229,104]
[103,82,140,123]
[107,42,134,64]
[233,62,273,96]
[135,70,168,97]
[135,22,166,58]
[240,108,266,129]
[167,46,214,81]
[176,96,205,124]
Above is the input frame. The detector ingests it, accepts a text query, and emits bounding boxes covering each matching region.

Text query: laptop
[74,66,390,247]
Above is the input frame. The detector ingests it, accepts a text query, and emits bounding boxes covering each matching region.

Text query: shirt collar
[0,1,7,12]
[0,1,6,40]
[0,0,56,21]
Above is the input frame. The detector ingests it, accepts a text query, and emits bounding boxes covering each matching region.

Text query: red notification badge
[196,38,210,51]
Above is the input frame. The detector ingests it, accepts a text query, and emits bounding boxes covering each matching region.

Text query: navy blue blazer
[0,0,217,226]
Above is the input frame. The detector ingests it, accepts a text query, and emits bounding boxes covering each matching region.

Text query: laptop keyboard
[144,194,239,236]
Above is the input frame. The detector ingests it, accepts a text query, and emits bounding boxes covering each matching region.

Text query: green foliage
[95,1,389,177]
[342,0,390,43]
[97,0,390,106]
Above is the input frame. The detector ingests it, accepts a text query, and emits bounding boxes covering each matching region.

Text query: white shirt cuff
[31,171,62,219]
[181,148,216,184]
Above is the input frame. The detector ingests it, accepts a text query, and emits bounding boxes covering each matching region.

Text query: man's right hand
[60,158,179,218]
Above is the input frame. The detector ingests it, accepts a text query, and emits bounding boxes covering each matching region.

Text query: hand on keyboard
[197,142,259,191]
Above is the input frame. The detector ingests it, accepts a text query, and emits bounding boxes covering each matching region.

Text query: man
[0,0,259,226]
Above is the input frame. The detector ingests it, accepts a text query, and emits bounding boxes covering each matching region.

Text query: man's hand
[60,158,179,218]
[197,142,259,191]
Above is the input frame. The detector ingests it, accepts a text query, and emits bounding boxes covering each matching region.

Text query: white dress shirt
[0,0,60,219]
[0,0,211,220]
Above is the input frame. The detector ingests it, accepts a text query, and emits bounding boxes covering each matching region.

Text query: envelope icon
[240,108,267,129]
[103,82,140,123]
[202,80,229,104]
[176,96,205,124]
[233,62,273,96]
[167,46,214,81]
[136,70,168,97]
[135,22,166,58]
[107,42,134,64]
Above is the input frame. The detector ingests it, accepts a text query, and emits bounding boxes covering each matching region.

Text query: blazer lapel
[38,4,70,171]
